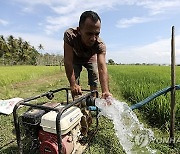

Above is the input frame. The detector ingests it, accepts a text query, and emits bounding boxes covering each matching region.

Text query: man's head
[78,11,101,47]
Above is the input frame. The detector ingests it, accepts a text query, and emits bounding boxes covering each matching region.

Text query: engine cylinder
[39,130,74,154]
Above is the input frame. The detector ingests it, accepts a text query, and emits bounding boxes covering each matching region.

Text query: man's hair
[79,11,101,28]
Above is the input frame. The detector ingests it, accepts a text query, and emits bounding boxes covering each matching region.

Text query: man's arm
[97,51,112,99]
[64,42,82,96]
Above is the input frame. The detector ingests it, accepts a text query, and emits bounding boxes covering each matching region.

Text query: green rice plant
[0,66,63,99]
[108,65,180,130]
[0,66,61,87]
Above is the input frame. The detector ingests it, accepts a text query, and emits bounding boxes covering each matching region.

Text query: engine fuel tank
[40,105,83,135]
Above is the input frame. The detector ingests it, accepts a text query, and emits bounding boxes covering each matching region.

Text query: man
[64,10,112,99]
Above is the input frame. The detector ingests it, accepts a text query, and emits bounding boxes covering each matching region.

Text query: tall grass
[0,66,63,99]
[108,65,180,129]
[0,66,61,86]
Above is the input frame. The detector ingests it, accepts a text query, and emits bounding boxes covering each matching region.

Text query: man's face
[79,18,101,47]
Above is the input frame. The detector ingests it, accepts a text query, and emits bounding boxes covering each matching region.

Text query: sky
[1,0,180,64]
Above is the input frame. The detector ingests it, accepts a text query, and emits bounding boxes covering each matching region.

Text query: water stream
[95,97,156,154]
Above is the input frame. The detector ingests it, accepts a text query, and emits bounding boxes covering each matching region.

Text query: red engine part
[39,130,74,154]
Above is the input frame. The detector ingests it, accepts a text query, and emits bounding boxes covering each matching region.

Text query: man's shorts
[73,63,98,87]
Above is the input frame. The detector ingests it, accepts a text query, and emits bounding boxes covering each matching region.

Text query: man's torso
[64,28,106,64]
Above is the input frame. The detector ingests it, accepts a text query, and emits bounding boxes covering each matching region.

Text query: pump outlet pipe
[130,85,180,110]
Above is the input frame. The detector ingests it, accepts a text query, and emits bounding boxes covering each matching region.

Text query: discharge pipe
[86,85,180,111]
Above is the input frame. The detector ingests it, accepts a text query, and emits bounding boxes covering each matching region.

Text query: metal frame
[13,88,99,154]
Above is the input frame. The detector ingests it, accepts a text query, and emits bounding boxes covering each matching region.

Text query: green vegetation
[0,35,39,65]
[0,66,60,86]
[0,65,179,153]
[0,66,63,99]
[0,35,64,66]
[108,65,180,130]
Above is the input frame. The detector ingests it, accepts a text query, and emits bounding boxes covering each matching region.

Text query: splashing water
[95,97,156,154]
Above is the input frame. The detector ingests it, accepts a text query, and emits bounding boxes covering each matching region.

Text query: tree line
[0,35,63,66]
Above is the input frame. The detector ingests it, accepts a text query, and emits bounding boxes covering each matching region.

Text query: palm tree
[0,35,10,65]
[17,37,23,49]
[7,35,16,65]
[0,35,42,65]
[38,44,44,50]
[36,44,44,65]
[0,35,5,64]
[29,46,39,65]
[0,35,8,51]
[20,41,30,64]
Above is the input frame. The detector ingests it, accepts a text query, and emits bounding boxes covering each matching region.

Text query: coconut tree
[20,41,31,64]
[38,44,44,50]
[7,35,16,65]
[0,35,5,64]
[28,46,39,65]
[0,35,10,65]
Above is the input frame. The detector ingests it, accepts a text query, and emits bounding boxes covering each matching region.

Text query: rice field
[108,65,180,129]
[0,65,179,128]
[0,65,179,153]
[0,66,64,100]
[0,66,60,87]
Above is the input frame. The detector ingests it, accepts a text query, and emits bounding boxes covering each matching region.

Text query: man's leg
[73,64,82,85]
[84,63,98,96]
[71,64,83,101]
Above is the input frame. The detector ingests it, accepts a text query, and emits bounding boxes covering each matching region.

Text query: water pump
[13,88,98,154]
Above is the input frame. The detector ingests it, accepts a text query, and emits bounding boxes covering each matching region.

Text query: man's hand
[70,84,82,98]
[101,92,113,105]
[101,91,112,99]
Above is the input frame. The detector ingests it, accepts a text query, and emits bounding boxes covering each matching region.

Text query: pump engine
[13,88,98,154]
